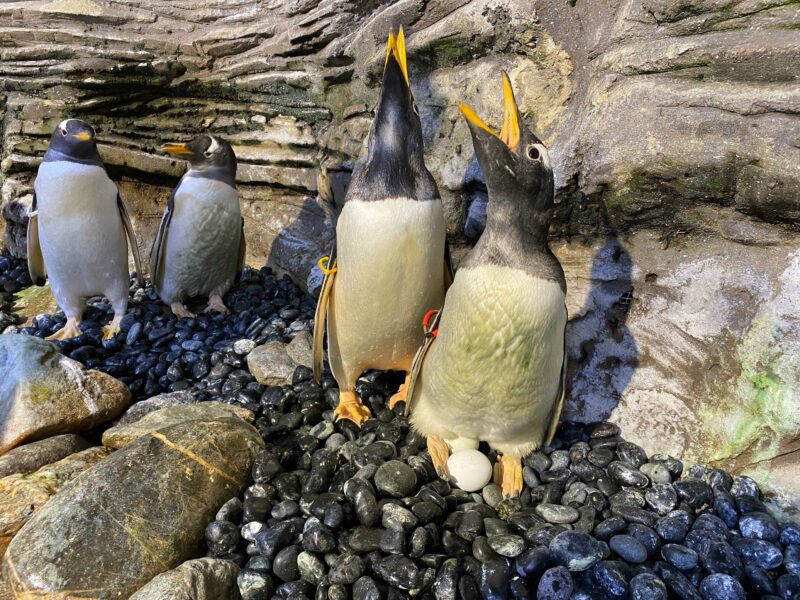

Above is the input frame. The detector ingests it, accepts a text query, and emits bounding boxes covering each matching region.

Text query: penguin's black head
[460,73,553,217]
[354,27,437,201]
[46,119,101,163]
[162,135,237,185]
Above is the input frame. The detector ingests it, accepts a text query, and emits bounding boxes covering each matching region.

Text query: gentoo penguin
[27,119,143,341]
[313,27,451,426]
[407,74,567,498]
[150,135,245,318]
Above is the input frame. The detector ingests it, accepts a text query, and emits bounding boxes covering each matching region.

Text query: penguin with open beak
[407,74,567,498]
[313,27,451,426]
[27,119,144,341]
[151,135,245,318]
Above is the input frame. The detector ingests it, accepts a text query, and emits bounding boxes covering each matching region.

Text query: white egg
[447,449,493,492]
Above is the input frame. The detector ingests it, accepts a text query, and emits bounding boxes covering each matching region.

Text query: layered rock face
[0,1,798,507]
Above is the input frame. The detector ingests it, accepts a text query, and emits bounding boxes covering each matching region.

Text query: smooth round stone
[699,574,746,600]
[645,484,678,515]
[781,522,800,546]
[738,511,780,542]
[536,504,580,524]
[206,520,241,555]
[730,537,783,570]
[609,535,647,563]
[594,517,627,540]
[374,460,417,498]
[328,554,363,585]
[674,479,713,509]
[272,545,301,582]
[786,544,800,575]
[627,523,661,556]
[233,339,256,355]
[296,551,325,584]
[590,422,620,438]
[656,514,688,543]
[487,534,525,558]
[608,461,649,488]
[700,541,742,578]
[375,555,419,590]
[730,475,760,498]
[549,531,605,572]
[381,503,418,532]
[482,484,503,507]
[661,544,698,570]
[537,566,573,600]
[629,573,668,600]
[640,462,672,484]
[593,560,630,597]
[447,450,492,493]
[237,569,274,600]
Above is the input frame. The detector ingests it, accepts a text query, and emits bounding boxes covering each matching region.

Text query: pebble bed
[1,254,799,600]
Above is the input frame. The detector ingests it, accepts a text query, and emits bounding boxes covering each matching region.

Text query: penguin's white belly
[410,265,566,453]
[34,161,128,306]
[328,198,446,385]
[161,178,240,301]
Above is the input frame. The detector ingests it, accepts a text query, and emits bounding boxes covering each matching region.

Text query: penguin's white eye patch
[527,145,542,161]
[204,150,213,157]
[60,128,67,136]
[412,103,420,117]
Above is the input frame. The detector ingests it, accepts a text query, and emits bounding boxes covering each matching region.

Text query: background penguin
[407,74,567,498]
[150,135,245,318]
[27,118,143,341]
[313,28,451,426]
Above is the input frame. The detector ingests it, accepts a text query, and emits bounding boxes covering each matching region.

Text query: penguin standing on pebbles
[407,74,567,498]
[27,119,143,341]
[313,27,450,426]
[151,135,245,318]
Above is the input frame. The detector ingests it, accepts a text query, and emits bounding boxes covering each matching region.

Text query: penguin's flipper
[26,191,47,286]
[312,246,336,384]
[149,188,175,295]
[117,193,144,286]
[444,241,454,289]
[544,306,569,446]
[237,217,246,281]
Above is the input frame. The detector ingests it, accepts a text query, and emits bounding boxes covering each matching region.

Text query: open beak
[384,26,410,87]
[71,132,92,141]
[459,71,521,150]
[161,142,193,155]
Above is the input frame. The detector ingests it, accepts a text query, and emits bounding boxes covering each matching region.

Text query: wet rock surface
[128,558,241,600]
[1,419,263,598]
[0,333,131,453]
[0,433,92,478]
[0,446,110,558]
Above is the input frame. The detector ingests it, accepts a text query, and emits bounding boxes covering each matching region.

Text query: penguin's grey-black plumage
[313,28,450,426]
[27,118,143,340]
[150,135,244,318]
[408,74,567,498]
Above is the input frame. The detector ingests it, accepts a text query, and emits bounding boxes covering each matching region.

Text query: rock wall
[1,0,798,510]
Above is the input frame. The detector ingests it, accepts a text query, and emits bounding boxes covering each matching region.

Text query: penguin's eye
[527,145,542,161]
[412,103,420,117]
[60,128,67,136]
[204,150,213,157]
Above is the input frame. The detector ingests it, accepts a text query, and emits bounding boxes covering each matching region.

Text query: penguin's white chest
[33,160,128,303]
[328,198,446,380]
[161,177,241,300]
[410,264,566,450]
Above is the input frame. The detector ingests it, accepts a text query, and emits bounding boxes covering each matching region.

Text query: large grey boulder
[0,334,130,455]
[2,419,264,599]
